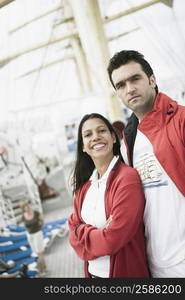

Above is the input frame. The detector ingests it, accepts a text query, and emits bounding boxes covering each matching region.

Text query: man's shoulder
[177,103,185,112]
[158,92,185,111]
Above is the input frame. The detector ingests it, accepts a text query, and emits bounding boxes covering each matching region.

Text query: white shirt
[133,129,185,273]
[81,156,118,277]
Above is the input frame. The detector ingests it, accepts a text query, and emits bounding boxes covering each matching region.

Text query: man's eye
[116,82,125,90]
[132,76,140,82]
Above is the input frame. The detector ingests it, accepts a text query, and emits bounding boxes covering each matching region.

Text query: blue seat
[1,249,32,262]
[7,256,37,273]
[43,218,68,227]
[42,218,68,238]
[0,218,68,277]
[0,225,39,278]
[27,269,38,278]
[0,239,29,253]
[6,225,26,232]
[0,234,26,243]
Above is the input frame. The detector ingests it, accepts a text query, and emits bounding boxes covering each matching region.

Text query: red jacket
[123,93,185,197]
[68,160,150,278]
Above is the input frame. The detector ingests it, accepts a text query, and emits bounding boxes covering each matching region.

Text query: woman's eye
[84,133,91,137]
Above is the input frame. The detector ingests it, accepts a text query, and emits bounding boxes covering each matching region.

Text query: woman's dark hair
[71,113,121,194]
[107,50,158,93]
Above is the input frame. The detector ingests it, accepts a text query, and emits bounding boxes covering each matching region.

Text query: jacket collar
[123,92,178,165]
[90,156,119,183]
[140,92,178,127]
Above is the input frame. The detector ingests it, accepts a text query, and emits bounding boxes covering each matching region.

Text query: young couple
[68,50,185,278]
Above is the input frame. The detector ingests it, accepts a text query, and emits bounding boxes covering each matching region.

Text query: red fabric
[68,162,150,278]
[112,120,125,139]
[138,93,185,197]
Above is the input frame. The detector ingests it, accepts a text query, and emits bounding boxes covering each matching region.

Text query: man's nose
[126,82,135,94]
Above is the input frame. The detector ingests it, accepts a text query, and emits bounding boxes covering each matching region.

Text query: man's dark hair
[107,50,158,93]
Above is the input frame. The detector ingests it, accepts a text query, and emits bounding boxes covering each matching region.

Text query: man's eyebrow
[130,73,142,79]
[115,73,142,88]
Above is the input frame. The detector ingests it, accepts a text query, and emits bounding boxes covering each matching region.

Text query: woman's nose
[92,132,99,140]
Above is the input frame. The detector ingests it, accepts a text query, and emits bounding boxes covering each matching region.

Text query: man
[107,50,185,277]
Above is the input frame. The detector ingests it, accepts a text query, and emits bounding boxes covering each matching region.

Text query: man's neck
[135,93,156,121]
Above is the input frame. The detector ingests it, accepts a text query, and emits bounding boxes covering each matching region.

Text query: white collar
[90,156,119,183]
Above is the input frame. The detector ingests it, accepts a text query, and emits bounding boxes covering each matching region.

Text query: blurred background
[0,0,185,277]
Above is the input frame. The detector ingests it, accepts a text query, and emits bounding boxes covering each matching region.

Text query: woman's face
[24,204,31,212]
[81,118,115,163]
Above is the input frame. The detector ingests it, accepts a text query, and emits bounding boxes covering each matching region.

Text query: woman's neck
[94,155,114,179]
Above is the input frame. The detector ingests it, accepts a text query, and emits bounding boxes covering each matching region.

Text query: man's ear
[150,74,157,89]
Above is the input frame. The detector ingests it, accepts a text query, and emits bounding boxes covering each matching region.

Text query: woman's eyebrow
[82,125,105,133]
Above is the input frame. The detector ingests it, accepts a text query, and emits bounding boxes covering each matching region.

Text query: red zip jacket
[68,160,150,278]
[122,93,185,197]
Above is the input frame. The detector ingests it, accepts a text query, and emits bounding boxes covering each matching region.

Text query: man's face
[111,61,156,117]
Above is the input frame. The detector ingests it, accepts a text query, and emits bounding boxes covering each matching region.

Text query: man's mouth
[129,95,140,102]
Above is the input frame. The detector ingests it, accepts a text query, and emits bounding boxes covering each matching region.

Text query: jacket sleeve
[180,111,185,145]
[68,196,97,261]
[75,182,145,260]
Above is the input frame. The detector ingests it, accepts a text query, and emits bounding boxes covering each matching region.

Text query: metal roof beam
[161,0,173,7]
[53,16,74,27]
[0,0,173,69]
[0,0,14,8]
[0,29,78,68]
[4,0,174,33]
[17,55,74,78]
[9,4,63,34]
[104,0,173,23]
[108,27,140,41]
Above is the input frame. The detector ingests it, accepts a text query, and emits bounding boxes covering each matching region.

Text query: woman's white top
[81,155,119,277]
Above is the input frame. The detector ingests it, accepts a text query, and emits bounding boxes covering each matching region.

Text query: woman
[20,202,47,276]
[68,113,150,278]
